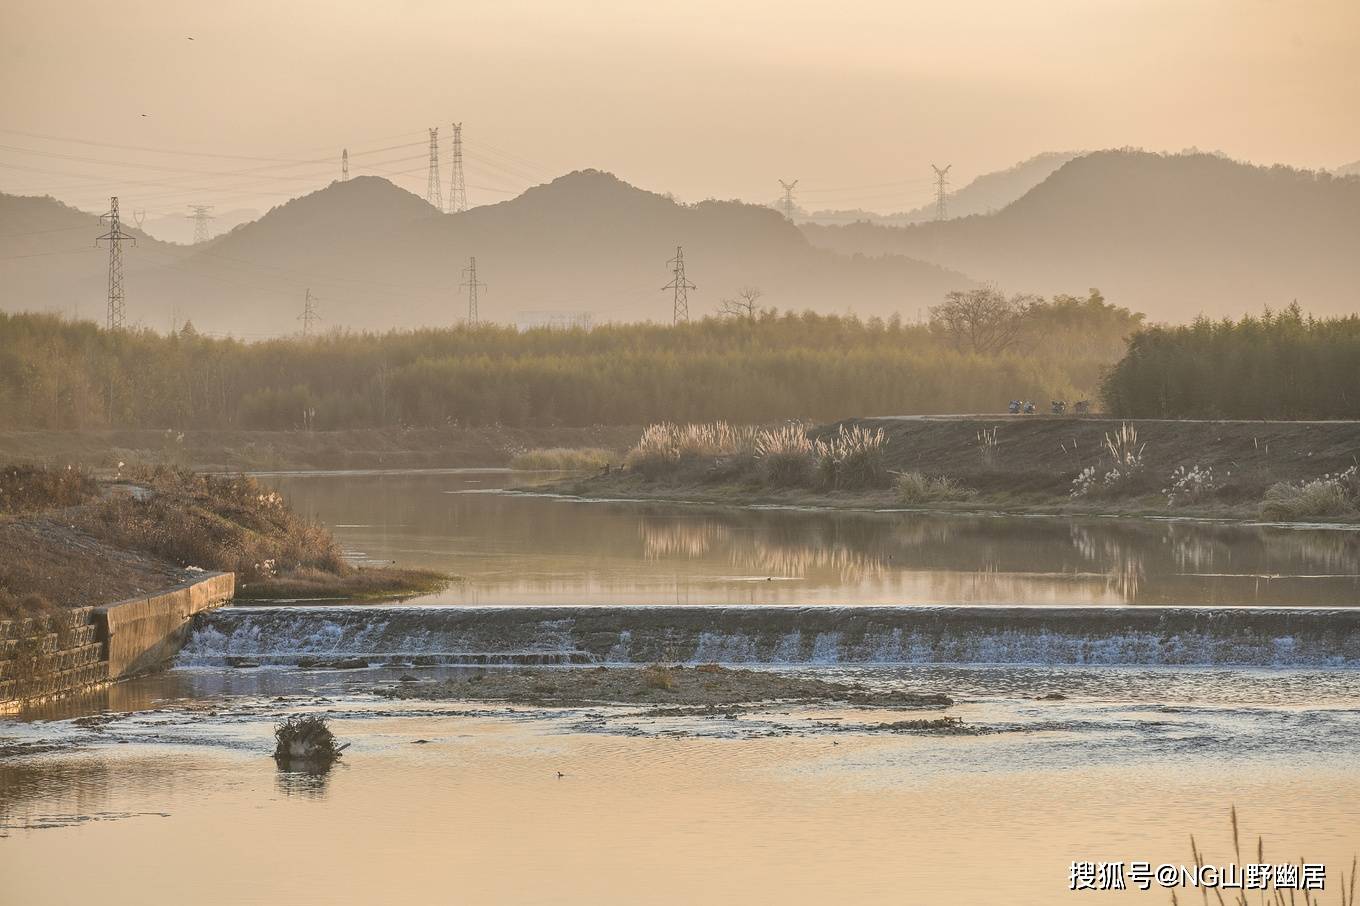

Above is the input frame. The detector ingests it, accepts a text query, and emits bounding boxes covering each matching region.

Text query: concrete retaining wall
[95,572,235,679]
[0,571,234,713]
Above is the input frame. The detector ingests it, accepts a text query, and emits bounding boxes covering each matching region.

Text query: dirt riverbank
[542,416,1360,523]
[0,467,448,617]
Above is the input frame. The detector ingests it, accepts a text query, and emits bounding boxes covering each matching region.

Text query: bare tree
[718,286,764,321]
[929,287,1036,354]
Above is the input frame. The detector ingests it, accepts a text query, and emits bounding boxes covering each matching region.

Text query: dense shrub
[1260,466,1358,520]
[894,472,973,504]
[1103,304,1360,419]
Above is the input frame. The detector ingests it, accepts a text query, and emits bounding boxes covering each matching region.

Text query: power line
[186,204,215,243]
[0,126,425,166]
[461,257,485,325]
[425,127,442,210]
[778,179,799,220]
[298,288,321,336]
[932,163,952,221]
[94,196,135,330]
[662,245,695,324]
[797,176,936,194]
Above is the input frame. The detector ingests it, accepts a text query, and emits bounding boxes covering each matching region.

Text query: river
[2,470,1359,905]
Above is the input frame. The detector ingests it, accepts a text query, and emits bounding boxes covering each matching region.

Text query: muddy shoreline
[521,475,1360,526]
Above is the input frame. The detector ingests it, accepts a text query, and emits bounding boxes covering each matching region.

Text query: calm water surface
[265,469,1360,606]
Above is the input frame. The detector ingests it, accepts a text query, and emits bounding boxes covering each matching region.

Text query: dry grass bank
[0,463,450,613]
[548,417,1360,522]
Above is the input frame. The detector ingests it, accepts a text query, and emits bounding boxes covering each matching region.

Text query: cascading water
[177,605,1360,668]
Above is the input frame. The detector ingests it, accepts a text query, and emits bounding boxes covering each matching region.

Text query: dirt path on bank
[0,426,640,473]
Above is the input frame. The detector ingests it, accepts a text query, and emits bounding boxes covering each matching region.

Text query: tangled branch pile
[273,715,346,764]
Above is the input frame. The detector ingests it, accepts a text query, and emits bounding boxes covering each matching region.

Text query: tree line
[0,292,1139,430]
[1100,304,1360,419]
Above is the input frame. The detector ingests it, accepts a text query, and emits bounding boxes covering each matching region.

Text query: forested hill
[2,172,973,335]
[0,193,187,320]
[801,151,1360,322]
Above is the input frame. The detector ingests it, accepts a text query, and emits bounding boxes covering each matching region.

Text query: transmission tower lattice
[298,288,321,336]
[95,196,135,330]
[426,128,443,209]
[447,122,467,213]
[461,257,485,325]
[187,204,215,244]
[932,164,952,221]
[778,179,799,220]
[132,209,146,229]
[342,148,349,180]
[662,246,696,324]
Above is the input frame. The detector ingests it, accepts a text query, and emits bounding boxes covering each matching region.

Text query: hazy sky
[1,0,1356,218]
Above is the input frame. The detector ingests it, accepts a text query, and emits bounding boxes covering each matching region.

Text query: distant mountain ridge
[3,172,972,334]
[800,152,1081,226]
[139,207,260,245]
[0,193,188,322]
[801,150,1360,321]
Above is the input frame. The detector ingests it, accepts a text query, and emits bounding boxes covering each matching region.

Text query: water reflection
[274,760,335,798]
[263,471,1360,607]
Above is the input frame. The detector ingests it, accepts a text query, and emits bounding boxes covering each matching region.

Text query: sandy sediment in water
[378,665,953,708]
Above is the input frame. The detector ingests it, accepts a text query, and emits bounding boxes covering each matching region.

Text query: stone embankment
[0,571,234,713]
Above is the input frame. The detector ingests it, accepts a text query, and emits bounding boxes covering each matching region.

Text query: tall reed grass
[626,421,888,489]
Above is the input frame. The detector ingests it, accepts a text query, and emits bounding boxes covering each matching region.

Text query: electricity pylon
[778,179,799,220]
[95,196,135,330]
[342,148,349,180]
[932,164,952,221]
[187,204,215,243]
[299,288,321,336]
[461,257,485,325]
[662,246,695,324]
[447,122,467,213]
[426,127,443,209]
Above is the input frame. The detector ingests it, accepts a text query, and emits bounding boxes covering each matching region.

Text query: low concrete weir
[180,605,1360,668]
